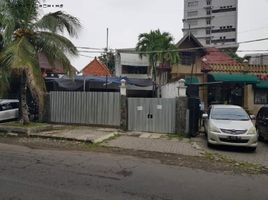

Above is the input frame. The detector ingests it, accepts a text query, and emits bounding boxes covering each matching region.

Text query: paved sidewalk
[29,127,119,144]
[104,134,204,156]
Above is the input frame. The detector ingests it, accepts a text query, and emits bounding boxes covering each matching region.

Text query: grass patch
[166,133,186,141]
[203,151,268,174]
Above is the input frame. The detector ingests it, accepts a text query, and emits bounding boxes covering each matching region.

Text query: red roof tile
[202,48,238,65]
[81,57,111,76]
[201,48,240,72]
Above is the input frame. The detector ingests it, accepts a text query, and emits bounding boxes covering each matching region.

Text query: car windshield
[211,107,250,121]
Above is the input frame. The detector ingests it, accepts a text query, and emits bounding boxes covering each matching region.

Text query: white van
[0,99,19,122]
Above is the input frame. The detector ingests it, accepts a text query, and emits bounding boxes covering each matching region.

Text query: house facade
[202,62,268,115]
[170,33,206,99]
[115,49,150,79]
[169,33,268,115]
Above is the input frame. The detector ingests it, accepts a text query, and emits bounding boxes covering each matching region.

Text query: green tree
[98,50,115,74]
[222,49,244,63]
[136,29,179,91]
[0,0,81,124]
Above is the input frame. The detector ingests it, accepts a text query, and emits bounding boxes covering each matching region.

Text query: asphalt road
[0,143,268,200]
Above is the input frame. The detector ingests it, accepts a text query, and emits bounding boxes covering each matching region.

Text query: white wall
[115,51,151,79]
[161,81,179,98]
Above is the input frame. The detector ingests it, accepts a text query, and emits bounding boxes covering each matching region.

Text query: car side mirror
[250,115,256,120]
[202,113,208,119]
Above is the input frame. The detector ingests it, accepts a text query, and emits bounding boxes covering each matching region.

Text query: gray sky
[42,0,268,70]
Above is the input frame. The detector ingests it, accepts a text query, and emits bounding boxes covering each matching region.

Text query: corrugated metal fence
[49,91,120,126]
[128,98,176,133]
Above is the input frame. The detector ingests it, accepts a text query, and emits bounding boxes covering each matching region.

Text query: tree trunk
[19,71,30,125]
[152,61,157,97]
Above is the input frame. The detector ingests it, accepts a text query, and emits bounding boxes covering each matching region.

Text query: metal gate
[128,98,176,133]
[49,91,120,126]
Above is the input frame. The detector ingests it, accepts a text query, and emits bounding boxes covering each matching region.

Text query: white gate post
[120,79,128,131]
[176,79,189,136]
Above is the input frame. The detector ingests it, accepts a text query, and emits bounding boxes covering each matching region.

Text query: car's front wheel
[248,147,257,152]
[207,139,214,148]
[257,129,264,141]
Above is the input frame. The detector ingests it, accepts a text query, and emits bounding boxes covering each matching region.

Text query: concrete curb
[28,131,119,144]
[92,132,118,144]
[0,125,54,135]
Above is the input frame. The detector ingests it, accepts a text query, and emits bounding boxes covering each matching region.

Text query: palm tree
[0,0,81,124]
[136,29,179,92]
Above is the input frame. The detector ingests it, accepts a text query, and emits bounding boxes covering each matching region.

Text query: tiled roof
[203,63,268,73]
[38,53,77,74]
[202,48,238,65]
[81,57,111,76]
[201,48,242,72]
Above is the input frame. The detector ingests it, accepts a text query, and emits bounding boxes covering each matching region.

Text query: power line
[238,26,268,34]
[77,46,105,50]
[78,50,105,54]
[115,37,268,54]
[239,38,268,44]
[78,54,96,59]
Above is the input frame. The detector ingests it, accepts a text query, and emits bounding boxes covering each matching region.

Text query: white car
[203,105,257,151]
[0,99,19,122]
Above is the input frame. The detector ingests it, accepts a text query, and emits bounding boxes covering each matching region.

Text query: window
[207,9,211,15]
[206,39,211,44]
[187,11,198,17]
[206,19,211,25]
[206,29,211,34]
[179,52,195,65]
[0,103,12,111]
[10,102,19,109]
[211,108,249,121]
[188,1,198,7]
[255,89,268,104]
[207,0,211,5]
[122,65,147,74]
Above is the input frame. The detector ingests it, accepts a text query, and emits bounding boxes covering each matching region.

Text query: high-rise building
[182,0,238,49]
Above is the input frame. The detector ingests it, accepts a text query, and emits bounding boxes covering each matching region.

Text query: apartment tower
[183,0,238,49]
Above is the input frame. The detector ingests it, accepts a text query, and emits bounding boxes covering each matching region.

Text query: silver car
[203,105,258,151]
[0,99,19,122]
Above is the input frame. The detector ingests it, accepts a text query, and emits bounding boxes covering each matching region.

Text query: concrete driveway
[194,133,268,168]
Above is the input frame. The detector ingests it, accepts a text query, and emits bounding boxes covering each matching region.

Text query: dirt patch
[0,136,267,175]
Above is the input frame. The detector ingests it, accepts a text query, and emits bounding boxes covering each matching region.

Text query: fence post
[120,79,128,131]
[176,79,189,136]
[43,92,51,123]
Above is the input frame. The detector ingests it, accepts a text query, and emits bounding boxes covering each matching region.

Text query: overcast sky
[41,0,268,70]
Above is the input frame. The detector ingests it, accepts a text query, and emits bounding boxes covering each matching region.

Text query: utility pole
[106,27,109,52]
[106,28,109,67]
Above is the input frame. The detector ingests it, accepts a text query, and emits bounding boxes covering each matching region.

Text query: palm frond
[3,37,37,70]
[35,11,81,37]
[0,0,39,44]
[34,31,78,56]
